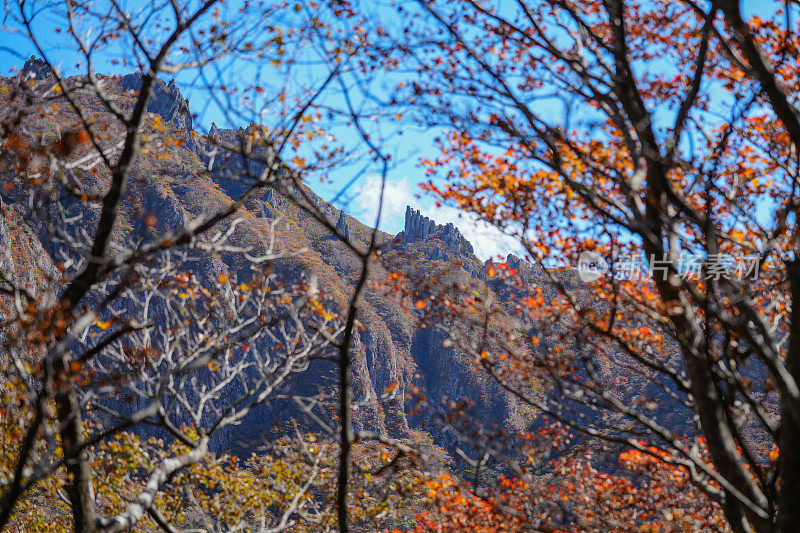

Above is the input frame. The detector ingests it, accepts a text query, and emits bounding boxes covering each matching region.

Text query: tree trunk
[779,261,800,531]
[56,383,96,532]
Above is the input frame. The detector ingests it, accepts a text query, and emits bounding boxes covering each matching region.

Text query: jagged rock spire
[20,56,52,81]
[403,206,435,241]
[506,253,522,271]
[400,206,474,255]
[119,73,193,134]
[489,253,544,283]
[336,210,351,240]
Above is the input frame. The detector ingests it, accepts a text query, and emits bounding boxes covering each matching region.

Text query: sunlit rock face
[400,206,474,256]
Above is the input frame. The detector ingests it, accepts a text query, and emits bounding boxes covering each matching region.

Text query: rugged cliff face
[119,73,194,146]
[0,61,543,451]
[398,206,482,275]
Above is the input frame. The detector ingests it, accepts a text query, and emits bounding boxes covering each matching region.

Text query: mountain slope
[1,59,545,452]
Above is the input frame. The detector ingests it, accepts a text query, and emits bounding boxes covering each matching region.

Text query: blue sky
[0,1,781,261]
[0,0,524,259]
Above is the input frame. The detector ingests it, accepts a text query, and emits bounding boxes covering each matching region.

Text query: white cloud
[344,175,415,234]
[419,203,524,262]
[347,176,523,261]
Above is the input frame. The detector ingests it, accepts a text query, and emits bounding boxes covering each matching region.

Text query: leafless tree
[0,1,402,530]
[391,0,800,530]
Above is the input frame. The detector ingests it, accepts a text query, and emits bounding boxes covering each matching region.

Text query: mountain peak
[400,206,474,256]
[336,210,351,240]
[402,206,435,241]
[119,73,193,134]
[20,56,52,81]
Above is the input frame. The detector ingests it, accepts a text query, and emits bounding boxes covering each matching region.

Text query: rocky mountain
[119,74,194,145]
[19,56,52,81]
[0,59,545,453]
